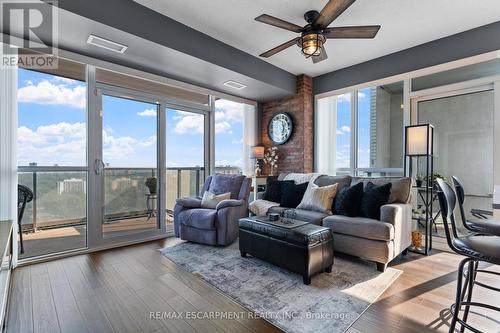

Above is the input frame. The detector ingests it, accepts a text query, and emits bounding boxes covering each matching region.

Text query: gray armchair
[173,174,251,246]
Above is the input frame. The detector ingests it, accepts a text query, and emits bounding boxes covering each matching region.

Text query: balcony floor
[19,215,173,260]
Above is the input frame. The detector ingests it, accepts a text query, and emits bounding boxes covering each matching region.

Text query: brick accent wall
[260,75,313,174]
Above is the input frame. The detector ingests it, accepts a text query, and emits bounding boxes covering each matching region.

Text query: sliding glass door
[415,89,494,237]
[87,85,165,247]
[165,107,207,231]
[101,94,160,238]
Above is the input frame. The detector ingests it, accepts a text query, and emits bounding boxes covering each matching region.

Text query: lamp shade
[251,146,265,159]
[405,124,434,156]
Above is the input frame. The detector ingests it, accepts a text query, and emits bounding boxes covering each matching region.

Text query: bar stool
[452,176,500,236]
[436,179,500,333]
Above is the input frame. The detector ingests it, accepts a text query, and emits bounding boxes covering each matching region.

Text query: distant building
[111,177,138,191]
[214,166,242,174]
[57,178,86,195]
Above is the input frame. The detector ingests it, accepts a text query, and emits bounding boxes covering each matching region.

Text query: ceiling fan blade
[313,0,356,28]
[324,25,381,38]
[255,14,303,33]
[259,37,300,58]
[312,49,328,64]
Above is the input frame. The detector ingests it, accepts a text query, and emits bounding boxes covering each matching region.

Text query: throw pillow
[297,182,338,213]
[201,191,231,209]
[280,181,308,208]
[334,182,364,217]
[360,182,392,220]
[263,177,292,203]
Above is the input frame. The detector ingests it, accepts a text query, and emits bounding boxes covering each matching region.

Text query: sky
[335,90,371,169]
[17,68,245,169]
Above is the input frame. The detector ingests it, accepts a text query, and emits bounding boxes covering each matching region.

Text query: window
[315,93,351,175]
[17,64,88,258]
[17,68,87,166]
[315,81,404,176]
[357,84,404,171]
[214,99,256,175]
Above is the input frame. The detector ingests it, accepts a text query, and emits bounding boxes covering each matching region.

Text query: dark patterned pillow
[263,177,292,203]
[280,181,308,208]
[360,182,392,220]
[334,182,364,217]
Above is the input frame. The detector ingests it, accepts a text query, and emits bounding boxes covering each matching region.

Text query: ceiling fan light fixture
[299,32,325,57]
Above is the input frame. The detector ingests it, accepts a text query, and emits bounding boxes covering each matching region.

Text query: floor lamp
[404,124,434,255]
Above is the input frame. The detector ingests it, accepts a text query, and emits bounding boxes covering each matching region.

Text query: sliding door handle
[94,159,105,175]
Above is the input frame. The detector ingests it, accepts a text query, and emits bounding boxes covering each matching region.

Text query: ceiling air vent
[87,35,128,54]
[223,80,246,90]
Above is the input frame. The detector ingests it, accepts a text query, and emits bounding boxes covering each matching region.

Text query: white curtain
[315,96,337,175]
[0,45,18,263]
[243,104,257,176]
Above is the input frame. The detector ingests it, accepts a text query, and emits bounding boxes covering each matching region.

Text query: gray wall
[314,21,500,95]
[418,91,494,216]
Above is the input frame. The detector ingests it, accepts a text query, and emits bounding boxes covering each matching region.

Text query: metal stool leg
[460,260,476,333]
[449,258,471,333]
[18,220,24,254]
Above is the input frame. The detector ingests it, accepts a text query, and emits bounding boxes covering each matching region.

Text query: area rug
[161,241,402,333]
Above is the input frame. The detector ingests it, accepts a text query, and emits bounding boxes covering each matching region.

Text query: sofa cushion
[209,174,245,199]
[280,181,308,208]
[323,215,394,241]
[360,182,392,220]
[351,177,411,204]
[297,182,338,214]
[179,208,217,230]
[294,209,329,226]
[334,182,364,217]
[314,175,352,189]
[266,207,328,225]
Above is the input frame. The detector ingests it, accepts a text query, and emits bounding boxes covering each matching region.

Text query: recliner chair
[173,174,251,246]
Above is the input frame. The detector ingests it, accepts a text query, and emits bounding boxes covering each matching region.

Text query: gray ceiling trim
[56,0,296,94]
[314,20,500,95]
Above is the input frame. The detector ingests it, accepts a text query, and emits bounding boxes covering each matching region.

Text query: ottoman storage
[239,217,334,285]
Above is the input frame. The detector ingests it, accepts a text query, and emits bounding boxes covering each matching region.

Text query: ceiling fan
[255,0,381,64]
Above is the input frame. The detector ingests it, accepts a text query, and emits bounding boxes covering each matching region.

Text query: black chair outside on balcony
[435,178,500,333]
[452,176,500,236]
[17,184,33,254]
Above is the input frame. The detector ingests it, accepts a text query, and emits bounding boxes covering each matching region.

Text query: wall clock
[268,112,293,145]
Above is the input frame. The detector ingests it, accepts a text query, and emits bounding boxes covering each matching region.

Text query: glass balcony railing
[17,166,206,232]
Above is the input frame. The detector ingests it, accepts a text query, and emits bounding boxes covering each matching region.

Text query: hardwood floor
[19,216,173,259]
[6,238,500,333]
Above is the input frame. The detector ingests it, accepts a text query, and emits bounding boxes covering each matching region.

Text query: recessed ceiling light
[87,35,128,54]
[223,80,246,90]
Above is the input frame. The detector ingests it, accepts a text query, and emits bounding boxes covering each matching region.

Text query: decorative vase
[411,230,423,250]
[269,165,274,176]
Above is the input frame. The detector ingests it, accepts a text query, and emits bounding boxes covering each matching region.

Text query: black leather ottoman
[239,216,334,285]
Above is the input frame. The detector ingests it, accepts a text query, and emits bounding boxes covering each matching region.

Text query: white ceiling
[134,0,500,76]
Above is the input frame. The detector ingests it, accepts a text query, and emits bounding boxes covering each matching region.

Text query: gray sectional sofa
[257,173,412,272]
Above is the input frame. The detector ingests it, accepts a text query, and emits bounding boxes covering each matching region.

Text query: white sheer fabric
[315,96,337,175]
[0,45,18,261]
[243,104,257,176]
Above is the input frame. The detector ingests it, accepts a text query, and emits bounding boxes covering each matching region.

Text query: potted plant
[415,174,424,187]
[263,147,279,176]
[425,172,446,188]
[145,177,157,195]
